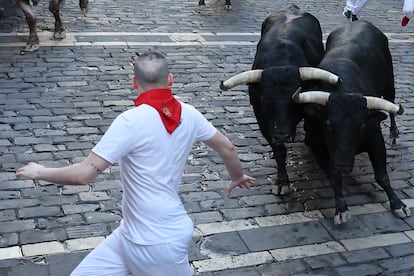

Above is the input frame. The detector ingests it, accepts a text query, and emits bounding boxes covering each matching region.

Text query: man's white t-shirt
[92,102,217,245]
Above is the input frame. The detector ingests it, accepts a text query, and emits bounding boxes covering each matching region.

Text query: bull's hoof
[224,5,232,10]
[53,31,66,40]
[80,7,88,15]
[25,43,40,52]
[272,184,291,195]
[388,136,399,146]
[80,0,89,14]
[334,210,352,225]
[392,206,411,218]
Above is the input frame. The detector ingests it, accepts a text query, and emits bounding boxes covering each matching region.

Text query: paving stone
[0,258,48,276]
[0,220,35,233]
[78,191,110,202]
[20,186,60,198]
[65,236,105,251]
[357,212,413,234]
[0,210,17,222]
[378,254,414,273]
[270,241,345,262]
[340,233,411,251]
[304,252,347,270]
[181,191,222,203]
[335,263,384,276]
[18,206,62,219]
[192,252,273,274]
[22,241,65,257]
[83,211,122,224]
[20,228,67,244]
[258,259,309,276]
[48,251,89,276]
[38,214,83,229]
[221,206,266,220]
[320,216,375,240]
[211,266,261,276]
[66,223,109,239]
[199,198,241,211]
[239,222,332,251]
[385,242,414,257]
[190,211,223,225]
[341,247,390,264]
[199,232,249,258]
[0,233,18,247]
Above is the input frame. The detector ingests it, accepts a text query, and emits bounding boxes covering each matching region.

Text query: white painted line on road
[1,31,414,48]
[21,241,65,257]
[0,246,22,260]
[340,232,412,251]
[270,241,346,261]
[64,236,105,251]
[192,251,273,273]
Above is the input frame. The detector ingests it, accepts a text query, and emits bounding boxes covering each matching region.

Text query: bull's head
[220,67,341,144]
[80,0,89,14]
[293,90,403,173]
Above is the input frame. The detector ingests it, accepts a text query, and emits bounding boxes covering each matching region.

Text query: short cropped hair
[133,52,170,89]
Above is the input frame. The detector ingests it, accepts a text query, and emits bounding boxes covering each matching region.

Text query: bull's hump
[285,13,302,24]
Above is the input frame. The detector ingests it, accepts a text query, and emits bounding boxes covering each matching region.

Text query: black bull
[220,5,340,195]
[15,0,88,52]
[198,0,231,10]
[293,20,411,225]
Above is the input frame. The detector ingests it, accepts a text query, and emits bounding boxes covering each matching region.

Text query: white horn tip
[397,104,404,115]
[219,81,229,91]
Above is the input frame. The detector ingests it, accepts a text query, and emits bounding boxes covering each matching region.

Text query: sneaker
[402,16,410,26]
[351,14,358,21]
[343,10,351,19]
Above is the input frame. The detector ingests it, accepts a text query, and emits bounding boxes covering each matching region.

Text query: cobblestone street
[1,0,414,275]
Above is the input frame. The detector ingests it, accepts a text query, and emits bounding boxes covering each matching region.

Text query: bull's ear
[368,110,388,122]
[303,104,325,119]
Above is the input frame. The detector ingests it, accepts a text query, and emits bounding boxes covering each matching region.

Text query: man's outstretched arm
[204,131,256,198]
[16,152,110,185]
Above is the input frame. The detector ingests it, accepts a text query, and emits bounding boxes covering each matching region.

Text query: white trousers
[344,0,368,15]
[403,0,414,18]
[70,227,193,276]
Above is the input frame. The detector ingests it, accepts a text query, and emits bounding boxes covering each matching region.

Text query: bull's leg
[16,0,40,51]
[329,170,352,225]
[49,0,66,40]
[384,79,400,144]
[0,7,4,21]
[271,143,290,195]
[225,0,231,10]
[79,0,88,14]
[388,113,399,145]
[368,142,411,218]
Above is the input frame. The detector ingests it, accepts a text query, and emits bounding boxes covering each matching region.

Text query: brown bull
[16,0,88,51]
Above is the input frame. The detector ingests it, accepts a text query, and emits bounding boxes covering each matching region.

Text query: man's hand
[226,174,256,198]
[16,162,44,180]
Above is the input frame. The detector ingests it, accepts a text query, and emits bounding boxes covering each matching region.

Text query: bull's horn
[292,89,331,106]
[220,69,263,91]
[365,96,404,115]
[299,67,342,85]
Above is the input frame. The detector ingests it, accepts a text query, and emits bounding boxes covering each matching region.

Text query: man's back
[92,101,217,244]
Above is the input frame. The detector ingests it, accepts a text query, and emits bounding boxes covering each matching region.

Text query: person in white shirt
[402,0,414,26]
[343,0,368,21]
[16,51,256,276]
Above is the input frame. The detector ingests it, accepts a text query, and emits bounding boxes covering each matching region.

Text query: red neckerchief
[134,88,182,134]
